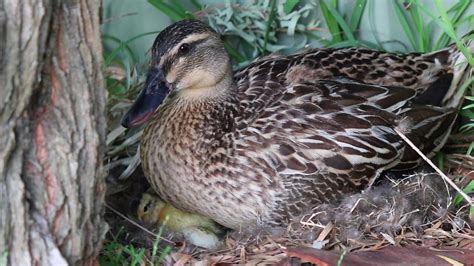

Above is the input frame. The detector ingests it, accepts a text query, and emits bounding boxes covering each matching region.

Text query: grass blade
[393,0,419,51]
[102,34,137,66]
[350,0,367,32]
[190,0,202,10]
[453,180,474,206]
[223,41,247,63]
[434,0,470,50]
[104,31,161,66]
[417,0,474,66]
[325,2,357,45]
[319,0,342,43]
[148,0,187,21]
[169,1,191,17]
[263,0,277,53]
[408,0,428,52]
[467,142,474,156]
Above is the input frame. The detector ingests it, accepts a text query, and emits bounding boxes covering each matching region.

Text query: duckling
[122,19,472,230]
[137,191,224,249]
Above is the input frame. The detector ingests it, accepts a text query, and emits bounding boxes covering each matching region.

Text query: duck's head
[121,20,232,128]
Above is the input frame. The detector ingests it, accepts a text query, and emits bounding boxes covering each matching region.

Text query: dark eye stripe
[159,37,209,72]
[175,38,207,57]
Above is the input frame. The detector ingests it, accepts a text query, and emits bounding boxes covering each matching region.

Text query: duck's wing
[234,79,457,189]
[235,40,471,109]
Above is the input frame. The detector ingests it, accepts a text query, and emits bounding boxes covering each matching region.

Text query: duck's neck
[175,68,237,103]
[142,74,239,163]
[179,70,239,132]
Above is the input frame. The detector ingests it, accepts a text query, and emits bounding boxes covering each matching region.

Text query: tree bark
[0,0,107,265]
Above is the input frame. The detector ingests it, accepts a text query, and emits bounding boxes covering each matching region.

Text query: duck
[121,19,472,230]
[137,190,224,248]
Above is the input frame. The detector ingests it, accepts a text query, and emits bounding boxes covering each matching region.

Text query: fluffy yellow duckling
[137,191,224,249]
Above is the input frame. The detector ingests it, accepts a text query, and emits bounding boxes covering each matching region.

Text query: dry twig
[394,128,473,205]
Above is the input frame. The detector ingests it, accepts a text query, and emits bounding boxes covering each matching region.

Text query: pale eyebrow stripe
[169,33,210,56]
[159,33,211,66]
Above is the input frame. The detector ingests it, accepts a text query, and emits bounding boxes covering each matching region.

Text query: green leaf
[319,0,342,43]
[453,180,474,206]
[466,142,474,156]
[408,0,428,52]
[284,0,300,15]
[436,152,444,171]
[434,0,470,50]
[223,41,247,63]
[148,0,187,21]
[190,0,202,10]
[102,34,137,66]
[393,1,419,51]
[151,216,169,263]
[427,0,474,66]
[169,1,192,18]
[263,0,278,53]
[103,31,160,66]
[325,2,357,45]
[337,250,348,266]
[158,245,173,263]
[350,0,366,32]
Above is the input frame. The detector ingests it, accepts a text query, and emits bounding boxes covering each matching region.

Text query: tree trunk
[0,0,107,265]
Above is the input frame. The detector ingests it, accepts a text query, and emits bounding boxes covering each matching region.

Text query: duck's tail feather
[440,31,473,109]
[393,32,473,169]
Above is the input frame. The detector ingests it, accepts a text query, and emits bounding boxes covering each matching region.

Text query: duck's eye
[178,43,190,54]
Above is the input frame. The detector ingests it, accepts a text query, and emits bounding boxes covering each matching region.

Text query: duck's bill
[121,68,169,128]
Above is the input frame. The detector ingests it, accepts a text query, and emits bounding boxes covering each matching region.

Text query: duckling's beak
[121,67,170,128]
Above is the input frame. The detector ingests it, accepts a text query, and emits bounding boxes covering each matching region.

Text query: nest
[104,164,473,264]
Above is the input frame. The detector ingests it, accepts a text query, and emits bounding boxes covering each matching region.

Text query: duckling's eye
[143,202,152,213]
[178,43,190,55]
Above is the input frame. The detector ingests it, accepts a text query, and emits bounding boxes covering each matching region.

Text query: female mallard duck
[122,20,472,230]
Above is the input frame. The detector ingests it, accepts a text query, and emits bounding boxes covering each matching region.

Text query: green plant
[99,224,173,266]
[99,227,147,266]
[394,0,473,52]
[100,241,146,266]
[150,216,172,264]
[336,249,347,266]
[148,0,196,21]
[148,0,321,66]
[318,0,380,49]
[453,180,474,219]
[408,0,474,217]
[102,32,156,100]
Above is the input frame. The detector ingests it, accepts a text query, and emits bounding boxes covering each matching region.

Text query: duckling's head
[137,191,166,225]
[122,20,232,128]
